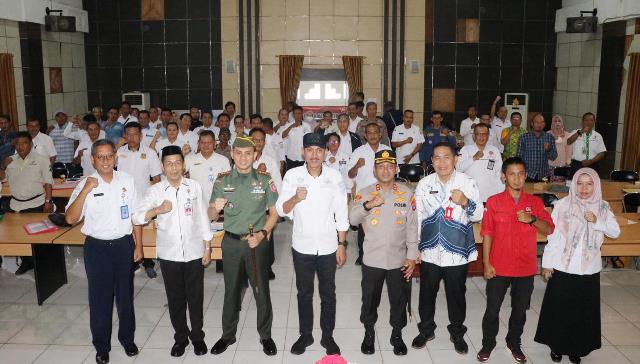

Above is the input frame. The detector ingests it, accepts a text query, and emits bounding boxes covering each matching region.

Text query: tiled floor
[1,221,640,363]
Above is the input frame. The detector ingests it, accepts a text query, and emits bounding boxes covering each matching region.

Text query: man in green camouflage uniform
[208,136,279,356]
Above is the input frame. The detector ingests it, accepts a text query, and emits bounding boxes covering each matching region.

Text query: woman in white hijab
[534,168,620,364]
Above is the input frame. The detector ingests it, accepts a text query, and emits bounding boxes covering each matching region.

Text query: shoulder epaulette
[257,170,272,177]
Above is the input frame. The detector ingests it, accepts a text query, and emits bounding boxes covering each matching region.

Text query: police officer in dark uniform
[208,136,279,356]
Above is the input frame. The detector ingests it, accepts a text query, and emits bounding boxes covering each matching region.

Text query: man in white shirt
[185,131,231,201]
[412,142,482,354]
[282,106,312,171]
[138,110,159,147]
[567,112,607,175]
[348,102,363,133]
[456,123,503,202]
[65,139,143,363]
[273,108,289,135]
[117,101,139,125]
[324,132,351,193]
[348,123,391,265]
[459,105,479,147]
[262,118,286,175]
[153,122,190,157]
[193,111,219,137]
[27,119,57,164]
[333,113,362,157]
[64,114,106,144]
[391,109,424,165]
[489,96,511,153]
[276,133,348,357]
[251,128,282,280]
[177,113,199,154]
[47,111,75,164]
[132,145,212,358]
[480,114,502,151]
[148,106,161,129]
[73,119,102,177]
[117,122,163,278]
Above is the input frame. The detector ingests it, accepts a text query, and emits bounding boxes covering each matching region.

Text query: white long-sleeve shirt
[63,122,106,144]
[541,204,620,275]
[459,117,480,146]
[184,152,231,200]
[254,153,282,193]
[132,178,213,262]
[347,143,391,192]
[276,165,349,255]
[456,144,504,202]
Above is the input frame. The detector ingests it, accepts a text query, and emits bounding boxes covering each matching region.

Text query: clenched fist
[450,189,469,207]
[156,200,172,214]
[295,186,308,202]
[365,195,385,209]
[83,176,99,192]
[214,198,228,212]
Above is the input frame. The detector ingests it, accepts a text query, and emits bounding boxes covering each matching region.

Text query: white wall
[0,0,88,32]
[556,0,640,32]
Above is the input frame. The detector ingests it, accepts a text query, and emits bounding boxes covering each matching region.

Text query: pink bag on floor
[316,354,348,364]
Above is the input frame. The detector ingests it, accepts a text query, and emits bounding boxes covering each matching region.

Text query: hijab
[549,114,565,139]
[555,168,609,270]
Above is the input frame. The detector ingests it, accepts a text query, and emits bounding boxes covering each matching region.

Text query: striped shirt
[49,123,75,163]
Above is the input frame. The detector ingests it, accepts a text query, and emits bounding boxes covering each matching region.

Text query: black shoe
[390,330,407,356]
[123,343,138,357]
[145,267,157,278]
[193,340,208,356]
[355,257,363,265]
[290,335,314,355]
[411,332,435,349]
[211,337,236,355]
[477,347,492,362]
[550,351,562,362]
[260,338,277,356]
[569,356,581,364]
[360,330,375,355]
[507,344,527,363]
[95,352,109,364]
[15,263,34,276]
[321,336,341,355]
[268,270,276,280]
[450,336,468,354]
[170,341,188,357]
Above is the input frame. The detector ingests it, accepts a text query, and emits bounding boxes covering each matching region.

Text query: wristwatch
[529,215,537,226]
[338,240,348,248]
[260,229,268,238]
[576,130,583,136]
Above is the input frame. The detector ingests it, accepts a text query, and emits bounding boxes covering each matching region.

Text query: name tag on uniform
[429,190,439,194]
[487,160,495,170]
[120,205,129,219]
[141,153,147,159]
[184,201,193,216]
[93,193,104,197]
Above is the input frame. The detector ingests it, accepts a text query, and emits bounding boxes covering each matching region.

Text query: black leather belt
[225,231,249,240]
[11,193,43,202]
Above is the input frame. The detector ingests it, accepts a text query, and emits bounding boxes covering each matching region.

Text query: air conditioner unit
[122,92,150,110]
[504,93,528,124]
[566,16,598,33]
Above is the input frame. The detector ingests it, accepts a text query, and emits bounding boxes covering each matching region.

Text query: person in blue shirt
[102,107,125,145]
[517,114,557,182]
[420,111,457,170]
[0,115,16,162]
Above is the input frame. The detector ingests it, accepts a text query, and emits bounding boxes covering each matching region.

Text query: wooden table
[1,178,77,199]
[463,213,640,275]
[52,222,225,260]
[0,213,73,304]
[525,181,638,213]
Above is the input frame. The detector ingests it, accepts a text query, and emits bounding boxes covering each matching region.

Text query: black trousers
[159,258,205,343]
[360,264,407,330]
[286,158,304,171]
[292,249,337,338]
[481,275,534,350]
[7,203,45,267]
[84,235,136,354]
[417,262,468,340]
[357,225,364,260]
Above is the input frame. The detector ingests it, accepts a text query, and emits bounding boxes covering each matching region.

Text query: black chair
[534,193,559,208]
[623,192,640,213]
[553,166,571,179]
[610,170,639,182]
[51,162,68,178]
[398,164,425,182]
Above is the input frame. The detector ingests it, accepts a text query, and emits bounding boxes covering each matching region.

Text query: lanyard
[584,132,591,160]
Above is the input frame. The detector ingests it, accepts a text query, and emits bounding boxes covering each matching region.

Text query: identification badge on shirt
[120,205,129,219]
[184,201,193,216]
[444,206,454,221]
[487,160,495,170]
[140,153,147,160]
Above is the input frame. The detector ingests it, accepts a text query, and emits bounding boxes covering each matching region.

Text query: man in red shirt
[477,157,554,364]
